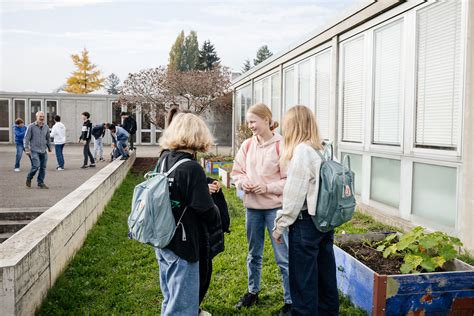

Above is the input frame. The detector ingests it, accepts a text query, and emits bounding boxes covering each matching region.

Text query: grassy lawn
[37,168,472,315]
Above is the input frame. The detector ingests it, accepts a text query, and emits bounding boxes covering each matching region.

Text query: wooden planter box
[218,167,233,188]
[205,160,233,174]
[335,233,474,315]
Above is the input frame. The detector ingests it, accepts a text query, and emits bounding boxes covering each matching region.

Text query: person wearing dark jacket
[120,112,137,150]
[78,112,95,168]
[156,113,223,316]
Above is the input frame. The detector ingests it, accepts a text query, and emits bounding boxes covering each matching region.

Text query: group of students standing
[12,111,137,189]
[154,103,338,316]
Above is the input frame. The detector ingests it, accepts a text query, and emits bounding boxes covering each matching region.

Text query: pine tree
[242,59,252,73]
[105,73,121,95]
[199,40,220,70]
[253,45,273,66]
[183,31,200,71]
[169,30,185,71]
[64,48,104,94]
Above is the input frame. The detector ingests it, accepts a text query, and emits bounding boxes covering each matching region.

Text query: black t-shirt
[159,150,218,262]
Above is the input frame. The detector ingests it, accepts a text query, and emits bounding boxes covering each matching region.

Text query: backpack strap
[163,158,192,176]
[314,148,326,162]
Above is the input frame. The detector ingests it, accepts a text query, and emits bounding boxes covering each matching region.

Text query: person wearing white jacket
[50,115,66,170]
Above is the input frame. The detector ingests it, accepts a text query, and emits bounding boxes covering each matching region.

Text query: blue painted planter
[335,233,474,315]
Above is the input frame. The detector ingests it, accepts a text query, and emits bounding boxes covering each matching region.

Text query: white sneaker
[14,168,20,172]
[57,167,64,171]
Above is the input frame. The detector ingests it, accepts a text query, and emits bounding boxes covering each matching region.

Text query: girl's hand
[252,183,267,194]
[242,182,255,192]
[272,230,283,244]
[208,181,221,194]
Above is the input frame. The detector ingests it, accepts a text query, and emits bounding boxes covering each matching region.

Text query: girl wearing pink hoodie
[231,103,292,315]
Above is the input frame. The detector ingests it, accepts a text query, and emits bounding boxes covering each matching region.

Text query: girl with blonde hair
[156,113,223,316]
[273,105,339,315]
[231,103,292,315]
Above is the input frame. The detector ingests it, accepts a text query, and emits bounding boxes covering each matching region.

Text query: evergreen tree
[64,48,104,94]
[105,73,121,95]
[242,59,252,73]
[168,30,185,71]
[183,31,200,71]
[253,45,273,66]
[199,40,220,70]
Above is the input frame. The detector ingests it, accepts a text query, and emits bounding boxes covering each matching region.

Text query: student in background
[78,112,95,169]
[50,115,66,171]
[272,105,339,316]
[92,123,106,162]
[107,123,129,160]
[231,103,291,315]
[13,118,27,172]
[120,112,137,150]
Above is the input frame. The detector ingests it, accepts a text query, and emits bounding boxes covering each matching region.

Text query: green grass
[38,170,473,315]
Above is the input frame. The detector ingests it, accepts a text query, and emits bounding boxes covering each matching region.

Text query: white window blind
[415,0,461,149]
[342,36,364,143]
[271,74,281,122]
[315,50,331,140]
[373,20,403,145]
[284,68,295,110]
[298,59,310,107]
[262,77,270,106]
[254,80,263,104]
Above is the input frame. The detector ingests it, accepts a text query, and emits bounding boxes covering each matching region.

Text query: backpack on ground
[312,145,356,232]
[128,157,191,248]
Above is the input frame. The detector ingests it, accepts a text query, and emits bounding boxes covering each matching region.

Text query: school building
[230,0,474,251]
[0,92,231,146]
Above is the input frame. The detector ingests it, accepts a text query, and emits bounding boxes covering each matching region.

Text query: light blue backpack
[312,145,356,232]
[128,157,191,248]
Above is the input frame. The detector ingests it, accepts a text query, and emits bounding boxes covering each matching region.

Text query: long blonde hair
[159,112,214,152]
[282,105,323,161]
[247,103,279,131]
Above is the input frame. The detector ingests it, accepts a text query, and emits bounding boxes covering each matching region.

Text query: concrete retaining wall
[0,154,135,315]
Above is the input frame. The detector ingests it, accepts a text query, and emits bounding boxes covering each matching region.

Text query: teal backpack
[312,146,356,232]
[128,157,191,248]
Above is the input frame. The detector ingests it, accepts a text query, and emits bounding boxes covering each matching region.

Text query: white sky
[0,0,358,93]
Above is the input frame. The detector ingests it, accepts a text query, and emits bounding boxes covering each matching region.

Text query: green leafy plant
[374,226,462,274]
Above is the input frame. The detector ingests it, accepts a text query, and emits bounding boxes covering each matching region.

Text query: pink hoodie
[231,133,287,210]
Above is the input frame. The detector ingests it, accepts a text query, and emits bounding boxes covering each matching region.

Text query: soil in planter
[339,242,403,275]
[132,157,158,174]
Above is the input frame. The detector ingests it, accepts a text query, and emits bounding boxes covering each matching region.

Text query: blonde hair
[247,103,279,131]
[282,105,323,161]
[159,113,214,152]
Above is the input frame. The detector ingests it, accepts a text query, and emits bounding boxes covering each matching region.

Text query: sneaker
[14,168,20,172]
[235,292,258,309]
[99,158,105,161]
[89,164,96,168]
[120,156,129,160]
[198,310,212,316]
[26,179,31,187]
[80,165,88,169]
[278,303,292,316]
[57,167,64,171]
[38,183,49,189]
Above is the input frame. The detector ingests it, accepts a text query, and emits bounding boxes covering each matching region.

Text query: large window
[415,1,462,150]
[370,157,400,208]
[0,99,9,142]
[239,85,252,124]
[373,20,403,145]
[14,99,26,121]
[254,80,263,104]
[262,77,270,106]
[30,100,42,123]
[341,36,364,143]
[412,163,457,228]
[298,59,310,107]
[315,50,331,140]
[284,67,295,111]
[46,100,57,128]
[271,73,281,123]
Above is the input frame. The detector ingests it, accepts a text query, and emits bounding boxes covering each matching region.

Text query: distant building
[230,0,474,251]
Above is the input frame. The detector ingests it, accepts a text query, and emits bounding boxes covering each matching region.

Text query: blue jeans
[246,208,292,304]
[93,137,103,160]
[55,144,65,168]
[288,211,339,315]
[116,140,129,158]
[27,151,48,185]
[155,248,199,316]
[15,143,24,168]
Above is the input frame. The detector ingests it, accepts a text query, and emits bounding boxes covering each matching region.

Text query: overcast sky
[0,0,359,93]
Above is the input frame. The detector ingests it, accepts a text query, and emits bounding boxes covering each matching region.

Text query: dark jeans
[288,211,339,316]
[129,134,135,150]
[15,143,24,168]
[27,151,48,185]
[83,140,95,165]
[55,144,65,168]
[199,254,212,305]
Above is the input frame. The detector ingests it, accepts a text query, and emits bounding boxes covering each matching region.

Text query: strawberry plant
[374,226,462,274]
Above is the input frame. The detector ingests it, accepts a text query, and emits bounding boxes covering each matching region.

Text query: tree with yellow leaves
[64,48,104,94]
